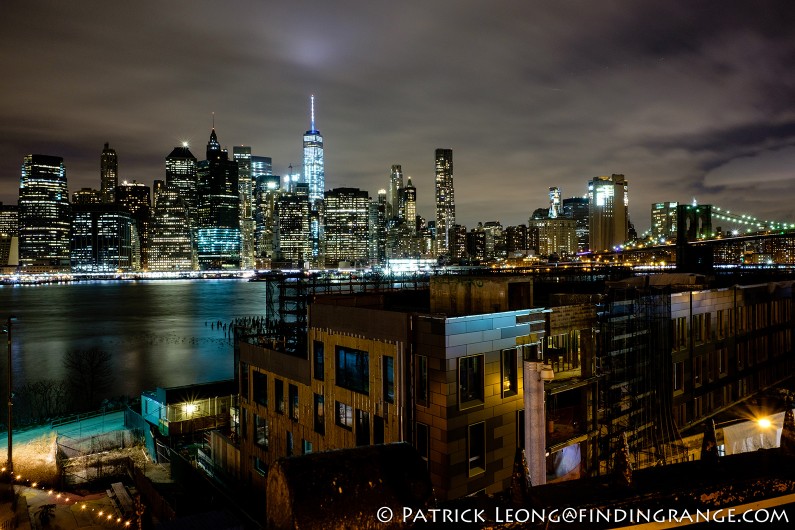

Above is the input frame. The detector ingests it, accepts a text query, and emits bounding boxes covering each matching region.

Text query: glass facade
[434,148,454,256]
[18,154,71,268]
[324,187,370,266]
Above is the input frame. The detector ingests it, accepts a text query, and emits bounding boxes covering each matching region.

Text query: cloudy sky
[1,0,794,231]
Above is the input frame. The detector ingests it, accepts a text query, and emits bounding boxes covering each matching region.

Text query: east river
[0,280,269,397]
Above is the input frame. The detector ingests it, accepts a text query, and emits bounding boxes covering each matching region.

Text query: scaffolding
[237,271,430,358]
[598,284,687,473]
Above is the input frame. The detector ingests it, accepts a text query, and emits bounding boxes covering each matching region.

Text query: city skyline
[2,1,795,230]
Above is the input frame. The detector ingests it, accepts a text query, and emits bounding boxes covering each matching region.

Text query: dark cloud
[2,0,795,230]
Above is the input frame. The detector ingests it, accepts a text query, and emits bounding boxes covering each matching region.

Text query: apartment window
[459,354,485,407]
[415,422,430,468]
[693,356,703,387]
[240,362,249,400]
[254,414,268,450]
[289,384,299,421]
[468,422,486,476]
[303,439,313,455]
[718,348,728,375]
[275,379,285,414]
[516,409,525,449]
[674,317,688,349]
[253,457,267,476]
[253,371,267,407]
[286,431,293,456]
[313,340,325,381]
[336,401,353,430]
[693,396,704,420]
[355,409,370,446]
[383,356,395,404]
[692,314,705,344]
[717,310,725,339]
[336,346,370,395]
[314,394,325,435]
[676,361,685,390]
[501,348,518,397]
[416,355,429,407]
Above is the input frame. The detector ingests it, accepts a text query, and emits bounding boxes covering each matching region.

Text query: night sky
[2,1,794,231]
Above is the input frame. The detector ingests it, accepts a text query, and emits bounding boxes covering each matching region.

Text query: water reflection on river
[1,280,268,397]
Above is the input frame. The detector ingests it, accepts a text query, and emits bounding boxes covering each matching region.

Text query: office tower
[0,204,19,236]
[71,204,135,271]
[324,187,370,267]
[369,190,387,265]
[149,186,194,271]
[466,224,486,261]
[152,180,166,204]
[254,174,281,264]
[233,146,255,269]
[549,187,561,219]
[482,221,504,260]
[165,145,198,246]
[528,218,578,258]
[388,165,404,219]
[588,174,628,252]
[451,224,468,260]
[72,188,102,205]
[251,156,273,181]
[116,181,151,270]
[303,96,325,263]
[562,197,589,253]
[434,148,455,256]
[283,164,301,194]
[197,128,241,269]
[404,176,417,232]
[651,202,679,241]
[275,193,310,266]
[303,95,325,207]
[18,154,71,269]
[100,143,118,204]
[505,224,528,256]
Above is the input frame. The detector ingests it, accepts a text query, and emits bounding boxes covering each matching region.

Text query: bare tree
[62,348,115,411]
[16,379,70,423]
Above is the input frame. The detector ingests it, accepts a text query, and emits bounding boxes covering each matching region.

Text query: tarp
[722,409,793,455]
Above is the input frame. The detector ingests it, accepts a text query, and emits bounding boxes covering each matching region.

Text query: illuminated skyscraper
[369,190,387,264]
[0,204,18,237]
[588,174,628,252]
[233,146,255,269]
[116,180,151,270]
[404,176,417,232]
[197,128,240,269]
[434,148,455,256]
[388,164,404,219]
[303,96,325,262]
[71,204,135,271]
[324,187,370,267]
[651,201,678,241]
[275,193,310,267]
[549,187,561,219]
[100,143,118,204]
[562,197,589,253]
[18,154,71,269]
[303,96,325,206]
[149,186,194,271]
[72,188,101,205]
[165,145,198,266]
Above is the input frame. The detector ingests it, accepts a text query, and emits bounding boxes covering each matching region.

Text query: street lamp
[2,316,16,509]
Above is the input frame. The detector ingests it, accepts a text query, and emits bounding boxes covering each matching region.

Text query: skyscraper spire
[310,95,316,133]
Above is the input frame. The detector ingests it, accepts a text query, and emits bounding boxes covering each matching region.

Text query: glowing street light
[758,417,772,429]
